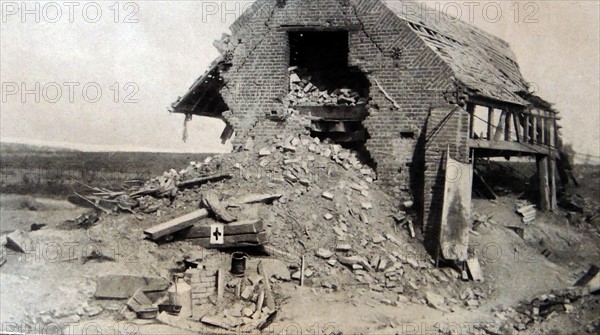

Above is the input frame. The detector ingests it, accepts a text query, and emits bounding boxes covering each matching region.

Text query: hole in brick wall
[288,30,375,171]
[288,31,370,104]
[400,131,416,139]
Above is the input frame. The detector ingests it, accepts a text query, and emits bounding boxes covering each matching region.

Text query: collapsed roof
[171,0,538,117]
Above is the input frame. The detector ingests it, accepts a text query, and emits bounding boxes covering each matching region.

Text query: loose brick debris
[74,134,499,333]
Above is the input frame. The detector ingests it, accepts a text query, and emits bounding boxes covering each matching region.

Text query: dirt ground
[1,151,599,334]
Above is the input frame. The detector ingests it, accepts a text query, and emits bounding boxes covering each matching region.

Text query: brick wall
[422,106,470,253]
[219,0,457,207]
[185,264,219,305]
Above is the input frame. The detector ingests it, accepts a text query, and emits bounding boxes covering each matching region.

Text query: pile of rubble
[286,67,367,106]
[38,133,494,332]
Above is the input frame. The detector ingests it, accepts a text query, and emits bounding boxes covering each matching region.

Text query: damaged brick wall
[423,106,471,253]
[218,0,457,204]
[185,264,219,305]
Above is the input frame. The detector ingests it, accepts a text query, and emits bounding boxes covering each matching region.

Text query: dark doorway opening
[288,31,373,167]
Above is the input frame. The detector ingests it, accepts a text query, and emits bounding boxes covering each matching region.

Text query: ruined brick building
[171,0,560,256]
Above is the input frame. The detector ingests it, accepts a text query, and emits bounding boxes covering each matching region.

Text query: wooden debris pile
[143,192,281,247]
[69,159,232,215]
[286,67,367,106]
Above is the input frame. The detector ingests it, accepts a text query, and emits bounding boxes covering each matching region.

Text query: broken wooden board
[228,193,283,206]
[95,275,169,299]
[143,209,210,240]
[176,173,232,189]
[439,153,472,261]
[201,191,237,223]
[188,232,268,249]
[258,261,276,311]
[180,220,264,239]
[144,193,282,241]
[473,169,497,200]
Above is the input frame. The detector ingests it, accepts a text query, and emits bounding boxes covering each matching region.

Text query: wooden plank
[537,156,551,211]
[523,113,530,143]
[300,256,305,287]
[294,105,368,121]
[513,112,521,142]
[144,209,210,240]
[258,261,276,310]
[504,111,511,141]
[487,107,494,140]
[188,232,268,248]
[549,158,558,211]
[467,103,475,139]
[201,191,237,223]
[540,116,546,144]
[549,119,556,148]
[217,269,225,302]
[493,110,506,141]
[145,193,282,240]
[531,115,537,144]
[176,173,232,188]
[181,220,264,239]
[468,139,558,157]
[229,193,283,205]
[473,169,497,200]
[439,153,473,262]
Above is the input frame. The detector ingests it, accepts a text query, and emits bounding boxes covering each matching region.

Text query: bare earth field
[0,144,599,334]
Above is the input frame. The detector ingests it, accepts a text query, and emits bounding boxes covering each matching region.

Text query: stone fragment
[316,248,334,259]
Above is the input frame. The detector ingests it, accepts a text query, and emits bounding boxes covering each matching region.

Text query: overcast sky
[0,1,598,159]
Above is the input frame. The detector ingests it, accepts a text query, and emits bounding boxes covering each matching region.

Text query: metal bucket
[230,252,248,275]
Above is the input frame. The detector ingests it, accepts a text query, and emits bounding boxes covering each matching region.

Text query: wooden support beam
[473,169,497,200]
[537,156,551,211]
[494,110,506,141]
[468,139,559,157]
[531,115,537,144]
[487,107,494,140]
[523,113,530,143]
[549,120,556,148]
[549,158,558,211]
[504,110,512,141]
[467,103,475,139]
[180,220,264,239]
[513,113,521,142]
[188,232,268,248]
[540,116,546,145]
[295,105,368,121]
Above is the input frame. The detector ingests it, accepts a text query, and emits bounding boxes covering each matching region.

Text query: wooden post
[504,110,512,141]
[467,103,475,139]
[537,155,551,211]
[494,110,506,141]
[258,262,276,310]
[217,269,224,302]
[523,113,530,143]
[513,112,521,142]
[487,107,494,140]
[540,115,546,144]
[549,158,558,211]
[531,115,537,144]
[300,255,305,287]
[549,119,556,148]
